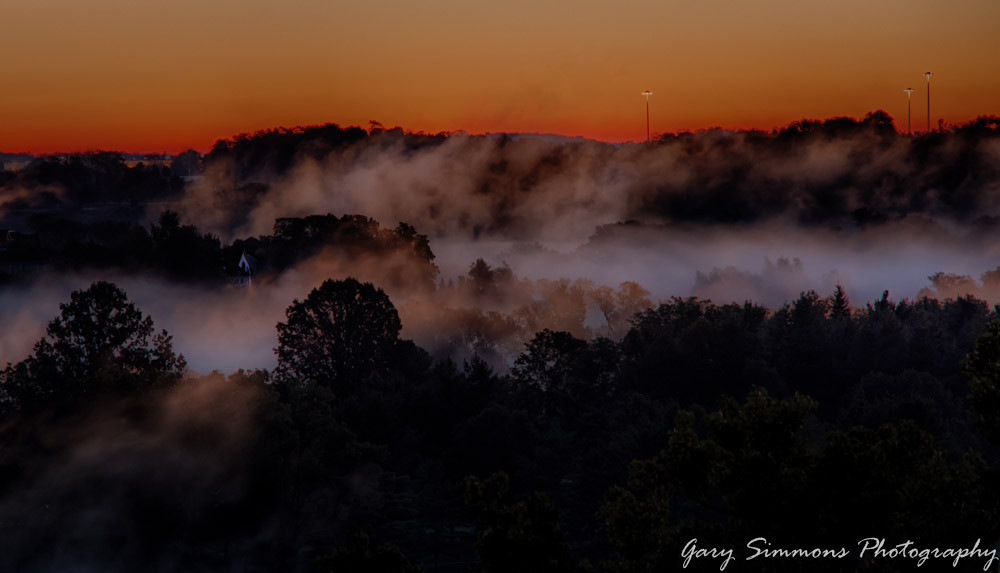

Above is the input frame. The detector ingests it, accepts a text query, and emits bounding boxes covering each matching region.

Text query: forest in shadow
[2,115,1000,571]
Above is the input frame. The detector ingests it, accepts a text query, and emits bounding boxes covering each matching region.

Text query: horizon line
[4,111,998,156]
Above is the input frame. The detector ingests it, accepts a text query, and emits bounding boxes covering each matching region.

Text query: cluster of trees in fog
[0,210,436,285]
[190,113,1000,238]
[4,114,1000,241]
[1,275,1000,571]
[0,152,186,225]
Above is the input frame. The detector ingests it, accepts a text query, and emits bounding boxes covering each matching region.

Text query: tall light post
[924,72,933,132]
[904,87,915,135]
[642,90,652,142]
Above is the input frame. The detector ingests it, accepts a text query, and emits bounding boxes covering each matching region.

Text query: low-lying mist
[3,216,1000,375]
[0,372,268,572]
[169,118,1000,245]
[3,116,1000,374]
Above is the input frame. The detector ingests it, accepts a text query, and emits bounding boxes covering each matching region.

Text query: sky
[1,0,998,153]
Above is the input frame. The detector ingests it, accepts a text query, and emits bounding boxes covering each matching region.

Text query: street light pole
[924,72,933,132]
[904,87,914,135]
[642,91,652,142]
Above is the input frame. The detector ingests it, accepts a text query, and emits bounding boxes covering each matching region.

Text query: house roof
[238,250,258,273]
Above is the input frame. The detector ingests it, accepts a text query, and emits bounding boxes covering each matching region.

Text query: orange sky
[2,0,998,154]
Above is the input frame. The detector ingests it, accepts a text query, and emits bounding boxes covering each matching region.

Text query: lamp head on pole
[924,72,933,81]
[642,90,652,100]
[904,87,914,98]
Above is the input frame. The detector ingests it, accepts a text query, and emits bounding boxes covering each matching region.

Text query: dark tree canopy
[0,281,184,413]
[600,389,1000,572]
[965,320,1000,443]
[1,278,1000,570]
[317,532,424,573]
[465,472,585,573]
[275,278,402,390]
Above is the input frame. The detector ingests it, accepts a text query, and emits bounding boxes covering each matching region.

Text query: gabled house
[235,250,258,286]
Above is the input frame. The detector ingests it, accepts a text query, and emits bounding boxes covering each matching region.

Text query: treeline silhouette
[0,152,185,226]
[0,211,438,288]
[4,114,1000,239]
[1,277,999,571]
[199,114,1000,234]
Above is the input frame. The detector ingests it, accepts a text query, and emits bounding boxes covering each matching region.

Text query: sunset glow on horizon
[2,0,998,154]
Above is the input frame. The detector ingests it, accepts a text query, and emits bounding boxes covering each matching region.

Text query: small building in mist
[231,250,258,287]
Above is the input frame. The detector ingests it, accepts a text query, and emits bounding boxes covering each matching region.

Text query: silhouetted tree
[0,281,184,413]
[275,278,402,392]
[466,258,513,299]
[169,149,201,177]
[829,284,851,320]
[511,330,589,394]
[861,109,897,136]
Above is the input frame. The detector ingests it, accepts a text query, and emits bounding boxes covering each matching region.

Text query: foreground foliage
[0,280,998,571]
